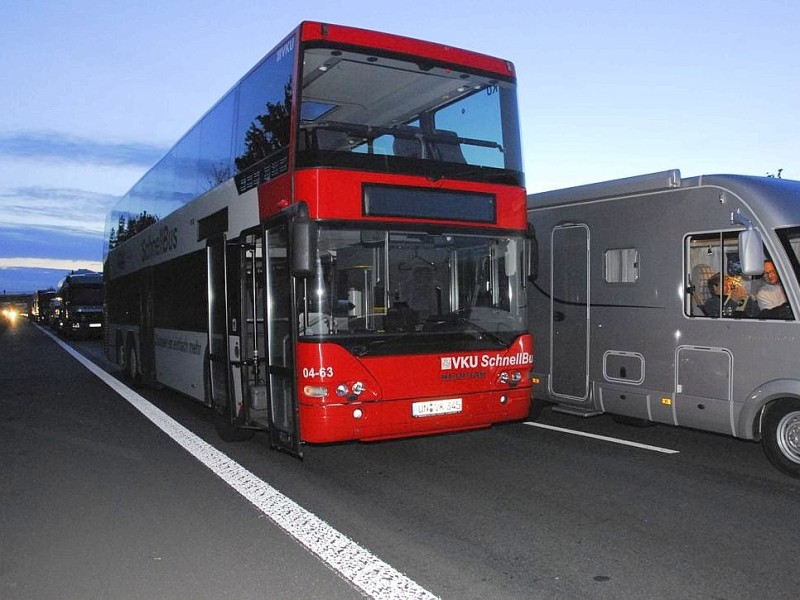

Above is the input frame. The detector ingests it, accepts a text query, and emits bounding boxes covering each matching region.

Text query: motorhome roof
[527,169,681,208]
[528,171,800,224]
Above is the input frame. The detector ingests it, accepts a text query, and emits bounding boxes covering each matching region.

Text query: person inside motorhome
[755,259,794,319]
[702,273,759,318]
[757,259,788,310]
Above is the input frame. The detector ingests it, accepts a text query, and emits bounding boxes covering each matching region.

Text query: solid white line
[44,328,438,600]
[524,421,680,454]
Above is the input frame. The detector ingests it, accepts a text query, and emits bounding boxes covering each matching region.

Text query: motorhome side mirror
[527,224,539,281]
[739,229,765,276]
[291,204,317,278]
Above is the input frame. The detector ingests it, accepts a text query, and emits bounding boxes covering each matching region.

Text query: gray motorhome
[527,169,800,476]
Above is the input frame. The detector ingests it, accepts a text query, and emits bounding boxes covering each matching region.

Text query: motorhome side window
[686,232,793,320]
[604,248,639,283]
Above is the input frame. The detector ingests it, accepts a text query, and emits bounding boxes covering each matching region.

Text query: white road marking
[48,330,437,600]
[524,421,680,454]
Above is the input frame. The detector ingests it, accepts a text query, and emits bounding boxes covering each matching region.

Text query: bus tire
[761,398,800,478]
[126,342,140,384]
[115,334,125,370]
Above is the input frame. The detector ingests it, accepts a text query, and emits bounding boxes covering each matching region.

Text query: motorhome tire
[761,398,800,478]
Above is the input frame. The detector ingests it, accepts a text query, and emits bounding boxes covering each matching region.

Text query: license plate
[412,398,462,417]
[89,323,102,328]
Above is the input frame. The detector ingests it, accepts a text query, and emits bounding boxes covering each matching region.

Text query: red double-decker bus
[104,21,532,456]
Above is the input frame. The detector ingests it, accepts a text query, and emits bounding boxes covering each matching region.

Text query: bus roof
[298,21,516,79]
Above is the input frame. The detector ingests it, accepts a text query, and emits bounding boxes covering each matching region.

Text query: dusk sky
[1,0,797,293]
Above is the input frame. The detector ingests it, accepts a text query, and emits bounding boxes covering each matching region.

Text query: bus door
[263,222,302,457]
[207,236,246,428]
[550,224,590,401]
[237,234,269,430]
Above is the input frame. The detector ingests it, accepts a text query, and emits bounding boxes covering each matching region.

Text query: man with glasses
[757,260,788,311]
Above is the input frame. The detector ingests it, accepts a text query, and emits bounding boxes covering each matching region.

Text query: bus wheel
[761,399,800,478]
[126,343,140,384]
[116,341,124,368]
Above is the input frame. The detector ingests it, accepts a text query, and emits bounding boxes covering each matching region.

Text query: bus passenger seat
[316,129,350,151]
[432,129,466,163]
[385,302,417,332]
[392,126,423,158]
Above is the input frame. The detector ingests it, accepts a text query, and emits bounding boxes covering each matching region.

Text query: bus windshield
[297,44,523,185]
[297,227,527,355]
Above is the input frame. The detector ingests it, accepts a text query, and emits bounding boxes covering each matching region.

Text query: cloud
[0,265,99,294]
[0,185,114,234]
[0,257,102,271]
[0,210,104,291]
[0,223,105,264]
[0,131,166,168]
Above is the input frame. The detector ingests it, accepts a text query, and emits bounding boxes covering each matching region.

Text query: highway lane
[4,318,800,599]
[1,321,362,600]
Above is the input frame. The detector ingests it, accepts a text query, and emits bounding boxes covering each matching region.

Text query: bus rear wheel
[761,398,800,478]
[126,343,140,384]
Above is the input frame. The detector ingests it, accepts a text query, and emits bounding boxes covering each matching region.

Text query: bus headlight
[498,371,523,387]
[334,381,366,401]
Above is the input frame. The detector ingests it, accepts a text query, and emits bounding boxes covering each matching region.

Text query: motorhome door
[550,224,590,401]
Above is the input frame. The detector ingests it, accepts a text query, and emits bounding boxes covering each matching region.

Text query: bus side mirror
[504,240,518,277]
[739,228,764,276]
[291,202,317,278]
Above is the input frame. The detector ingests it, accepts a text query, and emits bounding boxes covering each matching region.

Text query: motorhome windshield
[297,44,522,185]
[777,226,800,288]
[297,227,528,356]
